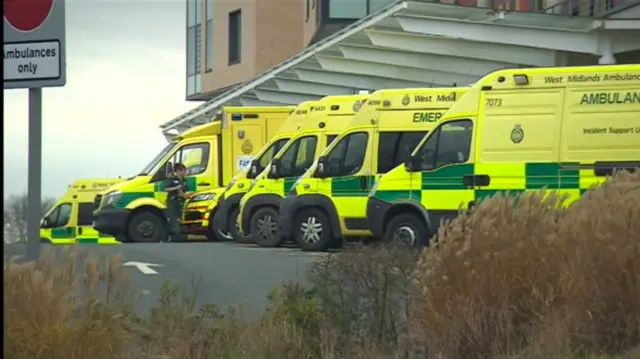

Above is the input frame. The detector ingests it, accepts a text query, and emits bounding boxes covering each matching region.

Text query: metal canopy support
[274,78,354,96]
[397,15,598,54]
[316,55,475,86]
[295,68,431,90]
[365,29,558,66]
[338,43,516,77]
[253,89,321,104]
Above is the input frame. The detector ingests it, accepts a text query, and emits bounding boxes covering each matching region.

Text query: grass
[4,171,640,359]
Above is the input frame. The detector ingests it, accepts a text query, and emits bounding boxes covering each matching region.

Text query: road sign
[3,0,66,89]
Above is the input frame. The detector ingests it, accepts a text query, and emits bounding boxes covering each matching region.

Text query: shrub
[413,170,640,359]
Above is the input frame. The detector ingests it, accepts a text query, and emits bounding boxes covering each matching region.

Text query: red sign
[3,0,54,32]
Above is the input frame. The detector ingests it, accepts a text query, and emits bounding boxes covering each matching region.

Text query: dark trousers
[166,199,185,242]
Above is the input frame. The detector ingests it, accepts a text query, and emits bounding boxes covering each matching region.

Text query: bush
[4,171,640,359]
[414,170,640,359]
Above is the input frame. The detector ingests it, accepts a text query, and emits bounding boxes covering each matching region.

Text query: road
[3,242,326,318]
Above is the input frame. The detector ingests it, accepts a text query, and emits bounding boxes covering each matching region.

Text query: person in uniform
[165,163,190,242]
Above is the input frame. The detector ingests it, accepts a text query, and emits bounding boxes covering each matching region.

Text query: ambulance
[238,94,369,247]
[93,106,293,243]
[367,64,640,247]
[278,87,467,251]
[41,178,123,244]
[181,101,318,242]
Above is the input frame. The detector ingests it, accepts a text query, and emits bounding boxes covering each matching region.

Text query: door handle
[78,227,83,235]
[359,176,368,190]
[198,182,211,186]
[463,174,491,187]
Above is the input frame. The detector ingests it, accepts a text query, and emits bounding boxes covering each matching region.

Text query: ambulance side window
[415,120,472,171]
[377,131,428,173]
[77,203,95,226]
[280,136,317,177]
[326,135,338,147]
[50,203,72,227]
[292,136,318,176]
[258,138,289,169]
[167,142,210,176]
[326,132,368,176]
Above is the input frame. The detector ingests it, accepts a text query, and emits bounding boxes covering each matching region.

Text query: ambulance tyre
[115,233,131,243]
[384,213,429,248]
[206,212,226,242]
[293,208,333,252]
[229,207,253,244]
[251,207,284,248]
[128,210,166,243]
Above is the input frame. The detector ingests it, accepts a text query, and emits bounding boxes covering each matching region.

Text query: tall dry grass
[414,170,640,359]
[4,171,640,359]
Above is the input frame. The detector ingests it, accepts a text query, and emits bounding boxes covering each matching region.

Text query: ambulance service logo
[402,95,410,106]
[242,140,254,154]
[511,125,524,144]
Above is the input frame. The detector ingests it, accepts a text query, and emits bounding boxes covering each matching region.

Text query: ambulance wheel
[115,233,131,243]
[206,212,226,242]
[383,213,430,248]
[293,208,333,252]
[229,207,253,244]
[128,211,166,243]
[251,207,283,247]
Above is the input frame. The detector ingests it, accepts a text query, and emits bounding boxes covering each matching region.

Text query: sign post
[4,0,66,260]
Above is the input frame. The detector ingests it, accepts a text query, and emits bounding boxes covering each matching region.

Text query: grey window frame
[228,9,242,65]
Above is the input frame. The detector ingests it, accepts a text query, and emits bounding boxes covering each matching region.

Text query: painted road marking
[123,261,163,275]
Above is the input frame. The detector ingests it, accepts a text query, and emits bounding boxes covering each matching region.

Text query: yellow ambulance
[238,94,369,247]
[367,64,640,247]
[41,179,123,244]
[181,101,318,242]
[278,87,467,251]
[93,106,293,243]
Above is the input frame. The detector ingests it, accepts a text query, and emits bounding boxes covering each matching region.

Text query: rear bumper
[366,197,390,238]
[93,208,130,236]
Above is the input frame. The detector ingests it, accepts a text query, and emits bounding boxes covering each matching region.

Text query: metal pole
[26,87,43,261]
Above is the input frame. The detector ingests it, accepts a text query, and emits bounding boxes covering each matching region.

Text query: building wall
[187,0,315,100]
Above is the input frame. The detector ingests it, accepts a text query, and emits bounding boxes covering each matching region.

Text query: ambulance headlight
[225,178,237,191]
[290,178,303,195]
[190,193,215,202]
[104,191,123,205]
[248,179,257,192]
[368,180,380,197]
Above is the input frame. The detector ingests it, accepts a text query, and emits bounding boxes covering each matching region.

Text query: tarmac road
[3,242,327,318]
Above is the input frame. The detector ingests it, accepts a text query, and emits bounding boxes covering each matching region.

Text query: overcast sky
[3,0,196,199]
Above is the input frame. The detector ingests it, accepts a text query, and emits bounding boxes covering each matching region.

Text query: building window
[228,9,242,65]
[205,0,213,72]
[186,0,203,96]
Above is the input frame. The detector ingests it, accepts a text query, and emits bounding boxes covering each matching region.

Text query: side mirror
[248,159,260,178]
[314,156,329,178]
[267,158,281,179]
[404,153,419,172]
[41,218,49,228]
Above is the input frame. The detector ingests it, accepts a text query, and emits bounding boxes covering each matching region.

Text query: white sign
[237,155,253,171]
[123,261,163,275]
[3,41,61,81]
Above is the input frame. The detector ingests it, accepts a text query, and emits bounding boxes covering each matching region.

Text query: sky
[3,0,197,199]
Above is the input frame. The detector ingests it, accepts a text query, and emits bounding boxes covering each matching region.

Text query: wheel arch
[382,201,433,237]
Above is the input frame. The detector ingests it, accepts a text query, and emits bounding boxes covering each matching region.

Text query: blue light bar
[231,113,242,121]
